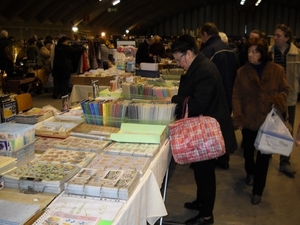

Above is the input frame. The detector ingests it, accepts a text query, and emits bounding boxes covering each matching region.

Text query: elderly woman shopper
[232,38,289,205]
[170,34,237,225]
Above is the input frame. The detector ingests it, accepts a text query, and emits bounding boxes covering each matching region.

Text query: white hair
[1,30,8,37]
[219,32,228,44]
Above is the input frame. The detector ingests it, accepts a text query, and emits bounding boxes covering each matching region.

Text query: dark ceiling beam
[109,1,193,34]
[60,0,96,25]
[106,1,168,31]
[1,0,36,20]
[0,0,13,12]
[48,0,79,24]
[20,0,54,22]
[35,0,71,23]
[92,0,154,30]
[87,1,117,27]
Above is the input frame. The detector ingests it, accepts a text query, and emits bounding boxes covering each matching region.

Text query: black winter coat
[201,35,239,113]
[52,44,85,78]
[0,37,13,71]
[171,53,237,154]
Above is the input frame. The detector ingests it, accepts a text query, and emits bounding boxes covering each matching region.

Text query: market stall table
[113,139,172,225]
[69,85,108,105]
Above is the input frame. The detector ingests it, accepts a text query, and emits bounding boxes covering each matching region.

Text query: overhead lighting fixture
[72,26,78,32]
[240,0,246,5]
[255,0,262,6]
[112,0,120,5]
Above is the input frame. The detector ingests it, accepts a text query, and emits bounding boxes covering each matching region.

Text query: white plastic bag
[254,108,294,156]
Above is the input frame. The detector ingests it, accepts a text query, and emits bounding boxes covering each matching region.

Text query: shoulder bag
[169,97,226,165]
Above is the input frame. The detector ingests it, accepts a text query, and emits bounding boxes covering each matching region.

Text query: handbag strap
[181,97,190,118]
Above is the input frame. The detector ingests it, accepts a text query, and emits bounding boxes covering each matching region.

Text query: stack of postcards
[65,168,140,200]
[35,148,96,168]
[3,161,79,194]
[87,154,151,176]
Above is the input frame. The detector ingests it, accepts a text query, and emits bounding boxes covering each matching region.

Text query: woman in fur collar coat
[232,38,289,205]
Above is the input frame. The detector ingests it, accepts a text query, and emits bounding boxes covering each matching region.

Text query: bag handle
[181,97,190,118]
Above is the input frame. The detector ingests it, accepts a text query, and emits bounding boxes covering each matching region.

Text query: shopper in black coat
[171,34,237,225]
[52,36,85,99]
[200,22,239,170]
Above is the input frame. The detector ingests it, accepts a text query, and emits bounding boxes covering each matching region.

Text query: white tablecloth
[69,85,108,105]
[113,140,172,225]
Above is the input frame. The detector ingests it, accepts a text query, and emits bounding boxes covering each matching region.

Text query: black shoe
[279,164,296,178]
[215,161,229,170]
[251,195,261,205]
[185,214,214,225]
[184,201,201,210]
[246,174,254,186]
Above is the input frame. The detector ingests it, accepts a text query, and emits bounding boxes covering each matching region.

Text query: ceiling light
[240,0,246,5]
[255,0,262,6]
[112,0,120,5]
[72,26,78,32]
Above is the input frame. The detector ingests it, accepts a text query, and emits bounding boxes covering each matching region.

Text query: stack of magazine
[65,168,140,200]
[3,161,79,194]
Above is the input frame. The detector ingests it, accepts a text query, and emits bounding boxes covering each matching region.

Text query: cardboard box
[71,75,115,86]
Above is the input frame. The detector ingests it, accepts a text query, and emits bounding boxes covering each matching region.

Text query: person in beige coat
[269,24,300,178]
[232,37,289,205]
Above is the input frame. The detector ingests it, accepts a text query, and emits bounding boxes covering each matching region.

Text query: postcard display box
[0,123,35,166]
[0,99,17,123]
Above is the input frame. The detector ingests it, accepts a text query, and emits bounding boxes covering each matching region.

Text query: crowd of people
[169,23,299,225]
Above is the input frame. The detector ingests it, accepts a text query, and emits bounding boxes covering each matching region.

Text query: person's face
[248,45,261,65]
[274,29,289,48]
[200,32,209,44]
[45,43,52,50]
[173,51,189,70]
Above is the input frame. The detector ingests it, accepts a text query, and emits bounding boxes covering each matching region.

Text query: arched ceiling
[0,0,299,36]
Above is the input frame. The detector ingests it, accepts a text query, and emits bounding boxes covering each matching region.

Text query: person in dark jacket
[171,34,237,225]
[52,36,85,99]
[135,37,154,65]
[200,22,239,170]
[0,30,13,72]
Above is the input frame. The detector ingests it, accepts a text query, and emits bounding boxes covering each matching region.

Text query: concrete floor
[31,92,300,225]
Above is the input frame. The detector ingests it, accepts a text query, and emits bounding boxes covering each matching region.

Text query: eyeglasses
[177,53,186,62]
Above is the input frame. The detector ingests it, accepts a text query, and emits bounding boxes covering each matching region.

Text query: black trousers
[192,158,216,217]
[53,75,70,98]
[242,128,271,196]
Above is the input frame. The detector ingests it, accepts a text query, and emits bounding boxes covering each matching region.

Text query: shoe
[279,164,296,178]
[184,201,201,210]
[246,174,254,186]
[251,195,261,205]
[215,161,229,170]
[185,214,214,225]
